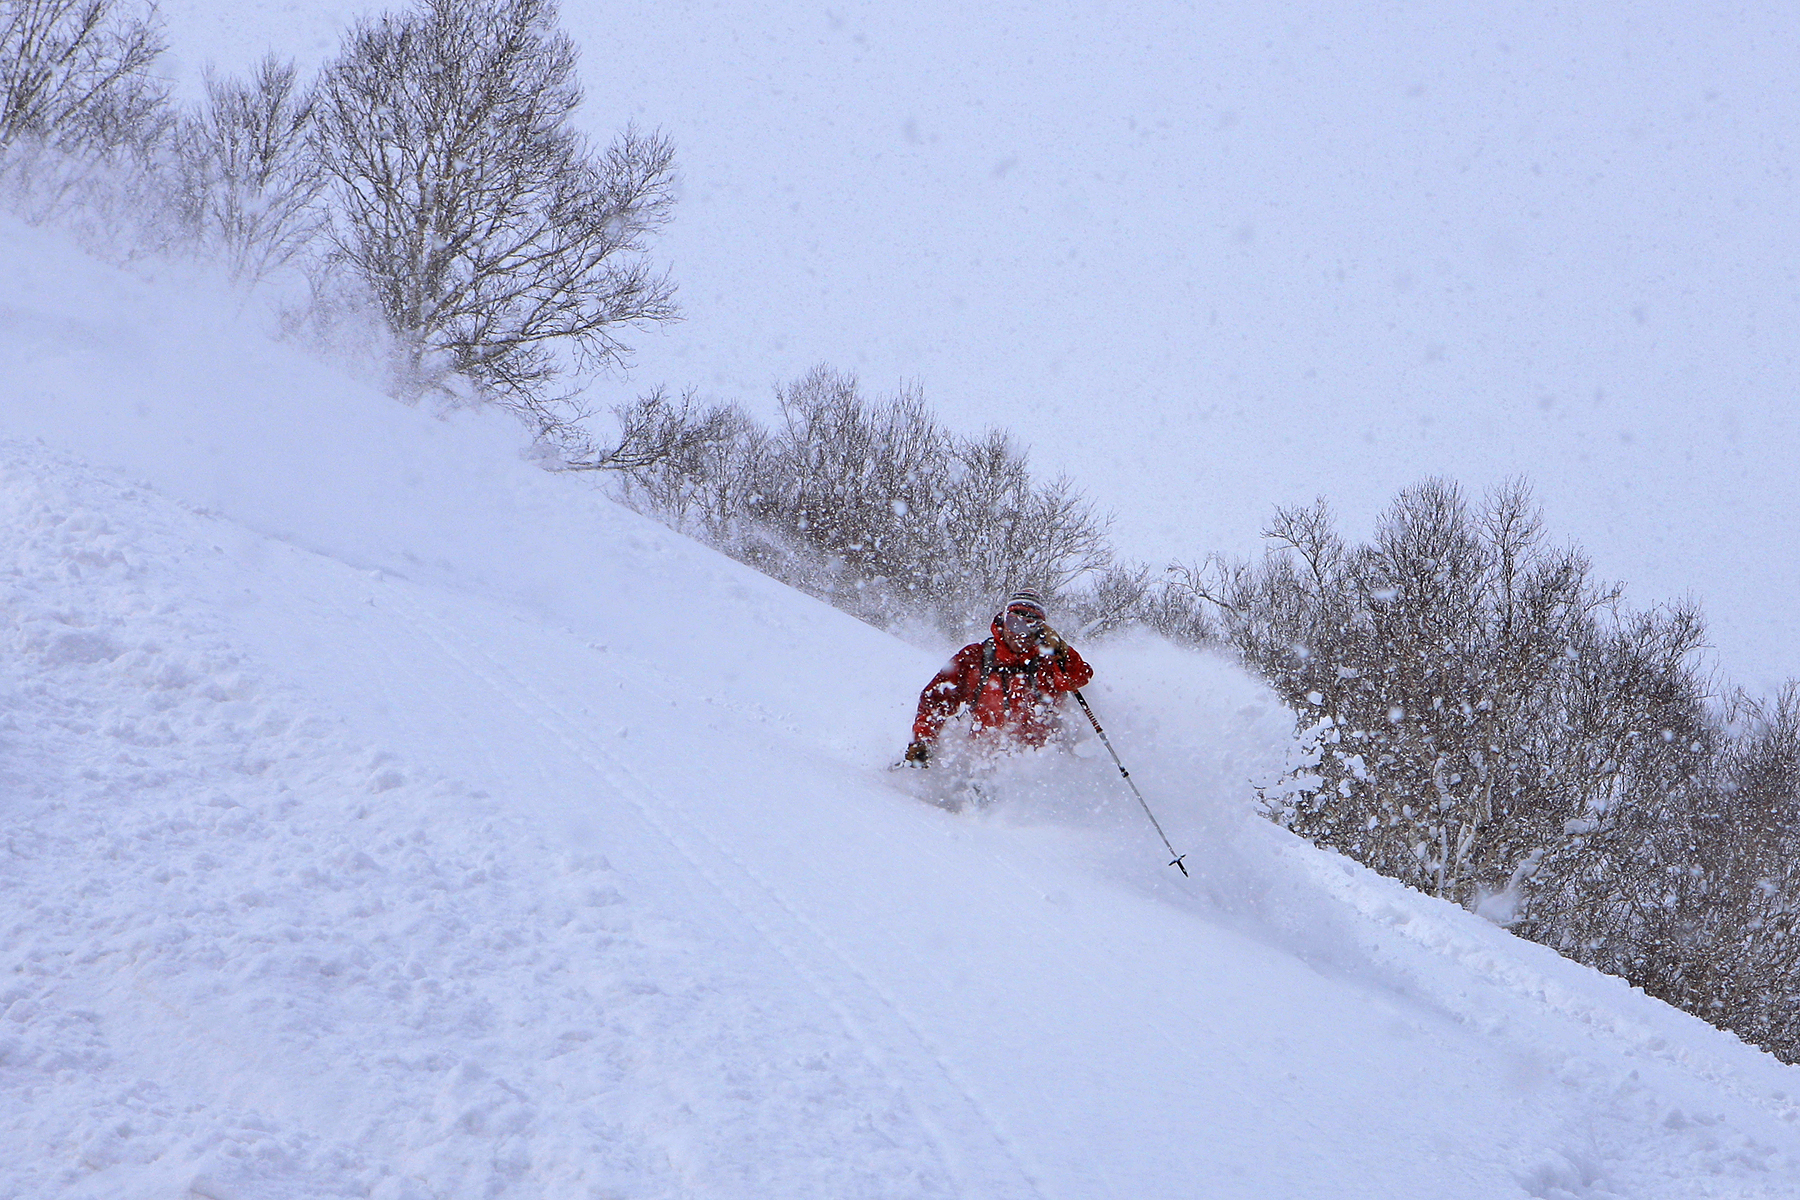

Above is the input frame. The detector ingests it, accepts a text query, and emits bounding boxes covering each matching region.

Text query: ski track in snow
[370,582,1043,1198]
[0,446,967,1198]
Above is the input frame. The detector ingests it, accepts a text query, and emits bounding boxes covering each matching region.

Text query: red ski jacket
[912,620,1093,749]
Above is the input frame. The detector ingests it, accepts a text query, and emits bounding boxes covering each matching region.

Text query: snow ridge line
[371,581,1051,1200]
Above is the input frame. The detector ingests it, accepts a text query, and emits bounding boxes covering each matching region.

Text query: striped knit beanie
[1004,589,1046,618]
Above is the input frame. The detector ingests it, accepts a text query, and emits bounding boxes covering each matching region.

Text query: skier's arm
[912,647,981,744]
[1038,640,1093,692]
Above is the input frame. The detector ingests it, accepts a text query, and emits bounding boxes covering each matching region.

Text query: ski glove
[1038,625,1069,656]
[904,740,931,766]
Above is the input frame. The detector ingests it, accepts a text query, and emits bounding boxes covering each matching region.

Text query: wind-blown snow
[5,218,1800,1197]
[146,0,1800,692]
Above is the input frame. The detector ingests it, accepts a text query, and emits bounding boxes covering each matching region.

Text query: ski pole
[1073,690,1188,876]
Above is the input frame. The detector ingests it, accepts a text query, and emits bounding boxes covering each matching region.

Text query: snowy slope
[6,225,1800,1198]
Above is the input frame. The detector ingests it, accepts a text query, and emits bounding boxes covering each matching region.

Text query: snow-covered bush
[1190,478,1709,911]
[1191,476,1800,1063]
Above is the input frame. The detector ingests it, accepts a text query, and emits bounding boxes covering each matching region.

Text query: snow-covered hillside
[5,223,1800,1198]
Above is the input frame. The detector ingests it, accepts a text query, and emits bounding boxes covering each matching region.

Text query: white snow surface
[5,224,1800,1198]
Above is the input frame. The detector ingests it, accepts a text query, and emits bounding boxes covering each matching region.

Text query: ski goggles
[1002,608,1046,639]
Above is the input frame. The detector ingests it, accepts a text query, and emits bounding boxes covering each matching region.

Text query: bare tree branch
[311,0,677,432]
[0,0,167,157]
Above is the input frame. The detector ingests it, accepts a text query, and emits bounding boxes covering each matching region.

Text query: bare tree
[1186,477,1800,1063]
[1063,564,1152,639]
[604,367,1116,637]
[577,387,739,476]
[176,55,323,285]
[1201,478,1713,917]
[311,0,677,426]
[0,0,167,156]
[761,367,948,589]
[948,433,1110,607]
[1703,684,1800,1057]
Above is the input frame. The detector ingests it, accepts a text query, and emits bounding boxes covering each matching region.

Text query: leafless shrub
[1511,600,1717,988]
[1062,564,1151,639]
[568,387,741,476]
[1195,478,1712,914]
[0,0,168,157]
[751,368,948,607]
[0,131,172,257]
[175,55,323,286]
[0,0,181,259]
[1657,684,1800,1060]
[311,0,677,429]
[936,430,1111,628]
[1185,476,1800,1062]
[608,366,1116,638]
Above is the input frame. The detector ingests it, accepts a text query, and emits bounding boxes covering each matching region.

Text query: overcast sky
[161,0,1800,690]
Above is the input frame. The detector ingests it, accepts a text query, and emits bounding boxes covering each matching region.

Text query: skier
[903,589,1093,766]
